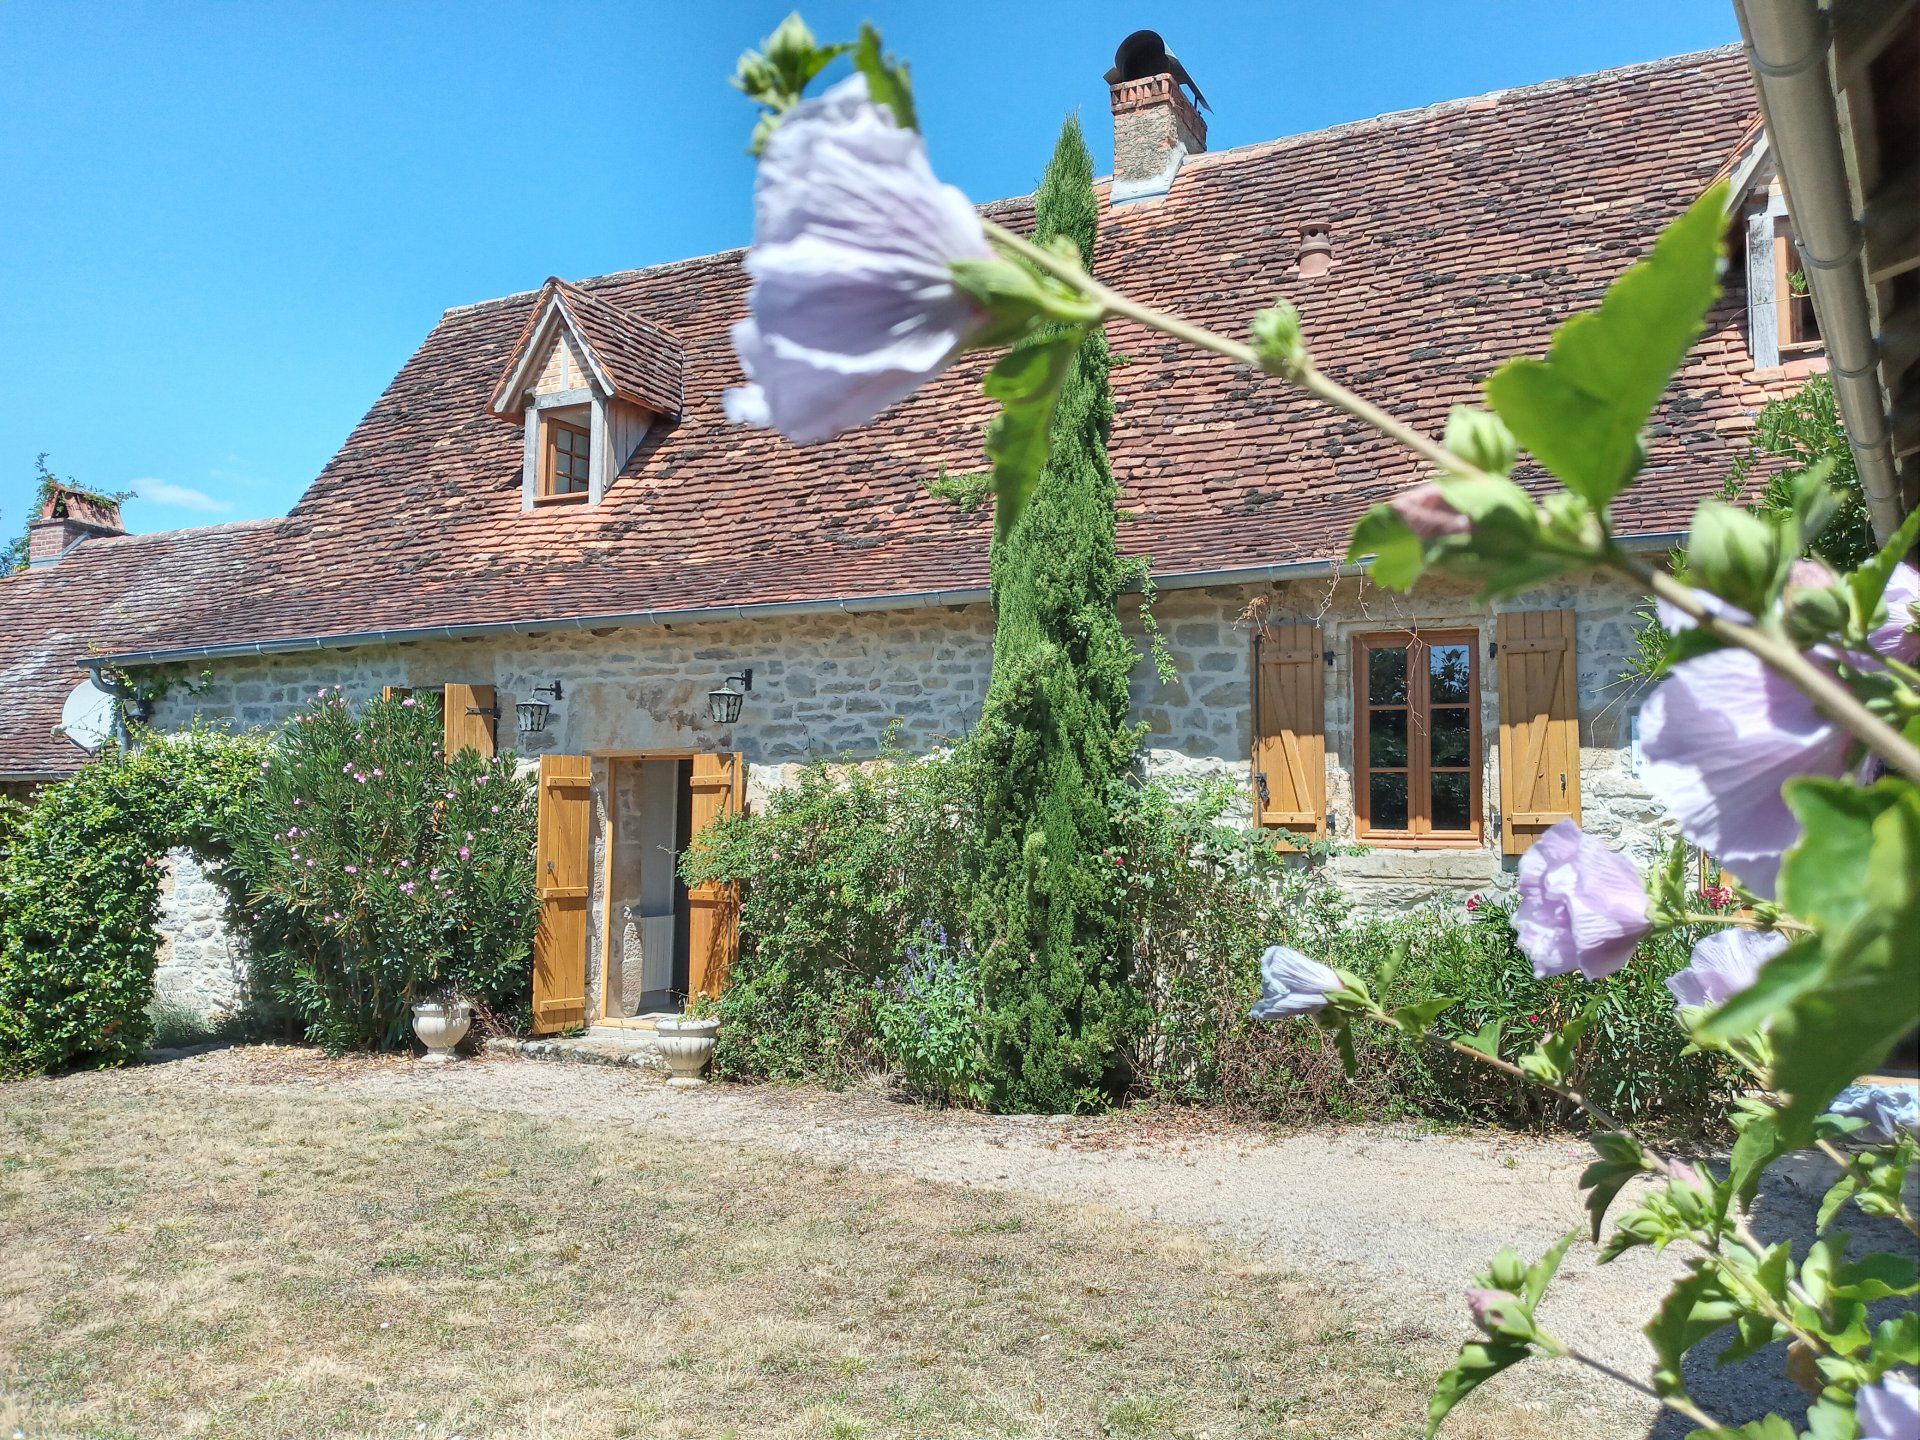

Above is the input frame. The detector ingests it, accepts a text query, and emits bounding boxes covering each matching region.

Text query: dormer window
[540,410,593,501]
[487,277,686,513]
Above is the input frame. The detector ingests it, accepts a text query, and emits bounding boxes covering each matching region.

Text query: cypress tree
[969,115,1143,1112]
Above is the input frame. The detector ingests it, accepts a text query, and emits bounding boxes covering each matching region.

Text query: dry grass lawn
[0,1059,1567,1439]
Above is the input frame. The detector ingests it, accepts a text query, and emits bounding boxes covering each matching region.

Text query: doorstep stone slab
[483,1031,669,1073]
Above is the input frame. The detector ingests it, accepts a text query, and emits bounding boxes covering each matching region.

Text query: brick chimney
[28,485,124,567]
[1110,72,1207,204]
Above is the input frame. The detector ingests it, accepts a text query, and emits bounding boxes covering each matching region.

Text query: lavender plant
[873,923,982,1106]
[724,18,1918,1437]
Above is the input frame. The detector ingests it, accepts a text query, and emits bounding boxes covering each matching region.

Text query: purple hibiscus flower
[1249,946,1341,1021]
[1856,1372,1919,1440]
[725,74,992,443]
[1665,927,1789,1012]
[1513,821,1651,980]
[1639,646,1852,900]
[1869,562,1919,665]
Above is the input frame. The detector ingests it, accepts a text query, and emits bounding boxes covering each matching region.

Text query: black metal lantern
[516,682,563,736]
[707,668,753,725]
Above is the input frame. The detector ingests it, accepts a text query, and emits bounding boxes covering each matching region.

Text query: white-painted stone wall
[142,570,1669,1010]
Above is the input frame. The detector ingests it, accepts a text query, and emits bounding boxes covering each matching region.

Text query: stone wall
[140,571,1670,1005]
[152,848,248,1022]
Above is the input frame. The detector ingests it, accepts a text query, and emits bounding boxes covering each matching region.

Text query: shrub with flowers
[724,20,1917,1435]
[872,923,982,1106]
[224,689,536,1052]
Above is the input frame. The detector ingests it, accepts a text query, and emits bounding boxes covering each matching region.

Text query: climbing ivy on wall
[968,116,1147,1113]
[0,726,267,1075]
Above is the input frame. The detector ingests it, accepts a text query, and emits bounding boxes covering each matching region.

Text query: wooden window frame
[1773,222,1821,356]
[537,413,593,502]
[1353,629,1483,847]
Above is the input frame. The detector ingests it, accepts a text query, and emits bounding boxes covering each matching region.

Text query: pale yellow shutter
[441,683,497,759]
[1253,625,1326,839]
[532,754,592,1033]
[685,752,745,999]
[1496,609,1582,856]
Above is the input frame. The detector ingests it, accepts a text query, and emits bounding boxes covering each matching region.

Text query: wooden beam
[1831,0,1918,86]
[1878,298,1920,381]
[1864,153,1920,284]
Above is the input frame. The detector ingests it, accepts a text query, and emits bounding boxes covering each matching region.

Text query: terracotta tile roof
[68,49,1783,676]
[0,522,282,777]
[488,277,684,418]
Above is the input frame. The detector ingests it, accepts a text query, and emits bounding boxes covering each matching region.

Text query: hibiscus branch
[1673,912,1812,935]
[1556,1345,1722,1432]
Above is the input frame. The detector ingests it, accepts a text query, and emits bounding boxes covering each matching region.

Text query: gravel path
[172,1045,1873,1436]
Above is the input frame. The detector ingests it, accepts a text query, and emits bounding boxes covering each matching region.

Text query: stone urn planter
[655,1016,721,1088]
[411,999,472,1064]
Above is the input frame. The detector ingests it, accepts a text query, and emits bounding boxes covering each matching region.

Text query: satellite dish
[59,678,119,753]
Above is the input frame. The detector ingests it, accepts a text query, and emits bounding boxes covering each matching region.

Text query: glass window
[1355,631,1480,840]
[543,415,592,498]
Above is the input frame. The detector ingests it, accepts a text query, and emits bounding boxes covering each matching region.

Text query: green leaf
[1582,1130,1652,1241]
[983,336,1082,543]
[1847,501,1920,633]
[1727,1106,1785,1208]
[1769,788,1920,1142]
[1518,999,1602,1085]
[1392,996,1456,1040]
[1523,1228,1578,1308]
[1347,504,1428,591]
[1686,500,1784,617]
[851,23,916,131]
[1872,1311,1919,1368]
[1647,1263,1740,1396]
[1831,1251,1919,1302]
[1778,779,1906,934]
[1817,1170,1864,1233]
[1459,1017,1504,1061]
[1484,183,1727,506]
[1425,1340,1532,1437]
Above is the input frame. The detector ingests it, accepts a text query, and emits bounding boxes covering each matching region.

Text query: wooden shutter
[1253,624,1326,838]
[685,752,745,999]
[1496,610,1582,856]
[442,683,497,759]
[532,754,592,1034]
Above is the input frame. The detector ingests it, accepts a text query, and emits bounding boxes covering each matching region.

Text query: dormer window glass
[541,412,592,500]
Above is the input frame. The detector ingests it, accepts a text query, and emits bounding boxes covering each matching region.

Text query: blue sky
[0,1,1741,537]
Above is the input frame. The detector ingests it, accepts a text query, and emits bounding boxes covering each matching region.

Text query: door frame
[590,749,714,1030]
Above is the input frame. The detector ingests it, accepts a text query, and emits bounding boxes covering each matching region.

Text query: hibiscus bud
[1250,301,1307,378]
[1388,482,1471,540]
[1442,406,1518,476]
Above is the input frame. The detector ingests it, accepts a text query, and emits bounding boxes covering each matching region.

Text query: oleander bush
[222,689,537,1052]
[0,726,266,1075]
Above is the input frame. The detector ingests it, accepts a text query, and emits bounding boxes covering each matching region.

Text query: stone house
[0,44,1822,1027]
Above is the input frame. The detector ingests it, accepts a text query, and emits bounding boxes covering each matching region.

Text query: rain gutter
[1732,0,1908,543]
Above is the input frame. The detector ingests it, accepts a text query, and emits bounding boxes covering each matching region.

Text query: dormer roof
[487,276,683,420]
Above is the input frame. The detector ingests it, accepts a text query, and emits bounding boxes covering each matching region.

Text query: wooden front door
[684,752,744,999]
[532,754,592,1033]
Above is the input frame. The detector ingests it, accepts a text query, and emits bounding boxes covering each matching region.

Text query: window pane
[1369,771,1409,831]
[1429,644,1471,703]
[1432,770,1471,831]
[1369,710,1408,769]
[1431,707,1471,767]
[1368,646,1407,705]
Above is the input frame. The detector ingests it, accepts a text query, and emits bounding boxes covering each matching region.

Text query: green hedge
[0,727,266,1075]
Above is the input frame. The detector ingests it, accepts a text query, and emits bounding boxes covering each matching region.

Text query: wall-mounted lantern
[707,668,753,725]
[516,682,564,736]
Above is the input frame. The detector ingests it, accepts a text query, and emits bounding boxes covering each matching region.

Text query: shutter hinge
[1254,772,1271,805]
[1323,649,1335,666]
[1487,641,1498,659]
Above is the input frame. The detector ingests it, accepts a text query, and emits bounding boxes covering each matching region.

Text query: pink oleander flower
[1513,821,1651,980]
[1249,945,1341,1020]
[344,865,357,874]
[1464,894,1481,914]
[1388,482,1471,539]
[1666,928,1788,1012]
[458,846,470,861]
[724,73,992,443]
[1640,647,1852,899]
[1870,562,1919,665]
[1698,884,1736,911]
[1856,1373,1919,1440]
